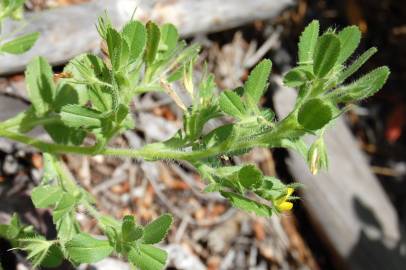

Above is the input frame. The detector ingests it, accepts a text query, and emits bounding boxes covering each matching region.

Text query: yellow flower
[275,187,294,212]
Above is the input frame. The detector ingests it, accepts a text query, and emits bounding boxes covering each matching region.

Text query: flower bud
[307,137,328,175]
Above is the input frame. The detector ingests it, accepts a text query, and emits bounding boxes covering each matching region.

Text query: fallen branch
[0,0,294,75]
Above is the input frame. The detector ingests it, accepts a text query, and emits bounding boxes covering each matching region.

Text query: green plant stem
[0,113,304,162]
[0,129,98,155]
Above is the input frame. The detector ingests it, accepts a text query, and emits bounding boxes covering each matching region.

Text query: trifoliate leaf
[142,214,173,244]
[313,34,340,78]
[31,185,63,208]
[334,66,390,102]
[221,191,273,217]
[144,21,161,66]
[25,56,55,116]
[128,244,168,270]
[337,26,361,65]
[298,98,333,130]
[219,91,246,118]
[337,47,377,84]
[0,32,39,54]
[66,233,114,263]
[244,59,272,105]
[122,21,146,62]
[298,20,319,64]
[238,165,263,189]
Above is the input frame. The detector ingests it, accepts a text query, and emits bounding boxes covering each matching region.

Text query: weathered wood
[273,81,406,270]
[0,0,294,75]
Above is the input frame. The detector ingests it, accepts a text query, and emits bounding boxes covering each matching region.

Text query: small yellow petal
[277,201,293,212]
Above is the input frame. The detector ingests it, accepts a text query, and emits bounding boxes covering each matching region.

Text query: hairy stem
[0,113,303,162]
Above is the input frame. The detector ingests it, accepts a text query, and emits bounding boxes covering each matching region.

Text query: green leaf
[142,214,173,244]
[337,26,361,65]
[115,103,129,123]
[40,244,64,268]
[25,56,55,116]
[298,20,319,64]
[144,21,161,66]
[159,23,178,59]
[66,233,114,263]
[128,244,168,270]
[219,91,245,118]
[283,67,312,88]
[337,47,377,84]
[60,104,103,129]
[40,153,58,184]
[221,191,273,217]
[313,33,340,78]
[203,124,235,149]
[334,66,390,102]
[65,54,112,111]
[55,213,78,243]
[122,215,143,242]
[6,214,22,239]
[186,105,220,140]
[0,32,39,54]
[0,0,25,20]
[106,27,130,70]
[122,21,146,62]
[31,185,63,208]
[53,193,76,222]
[113,38,130,70]
[298,98,333,130]
[53,84,80,112]
[106,28,122,61]
[45,123,86,146]
[244,59,272,104]
[238,165,263,189]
